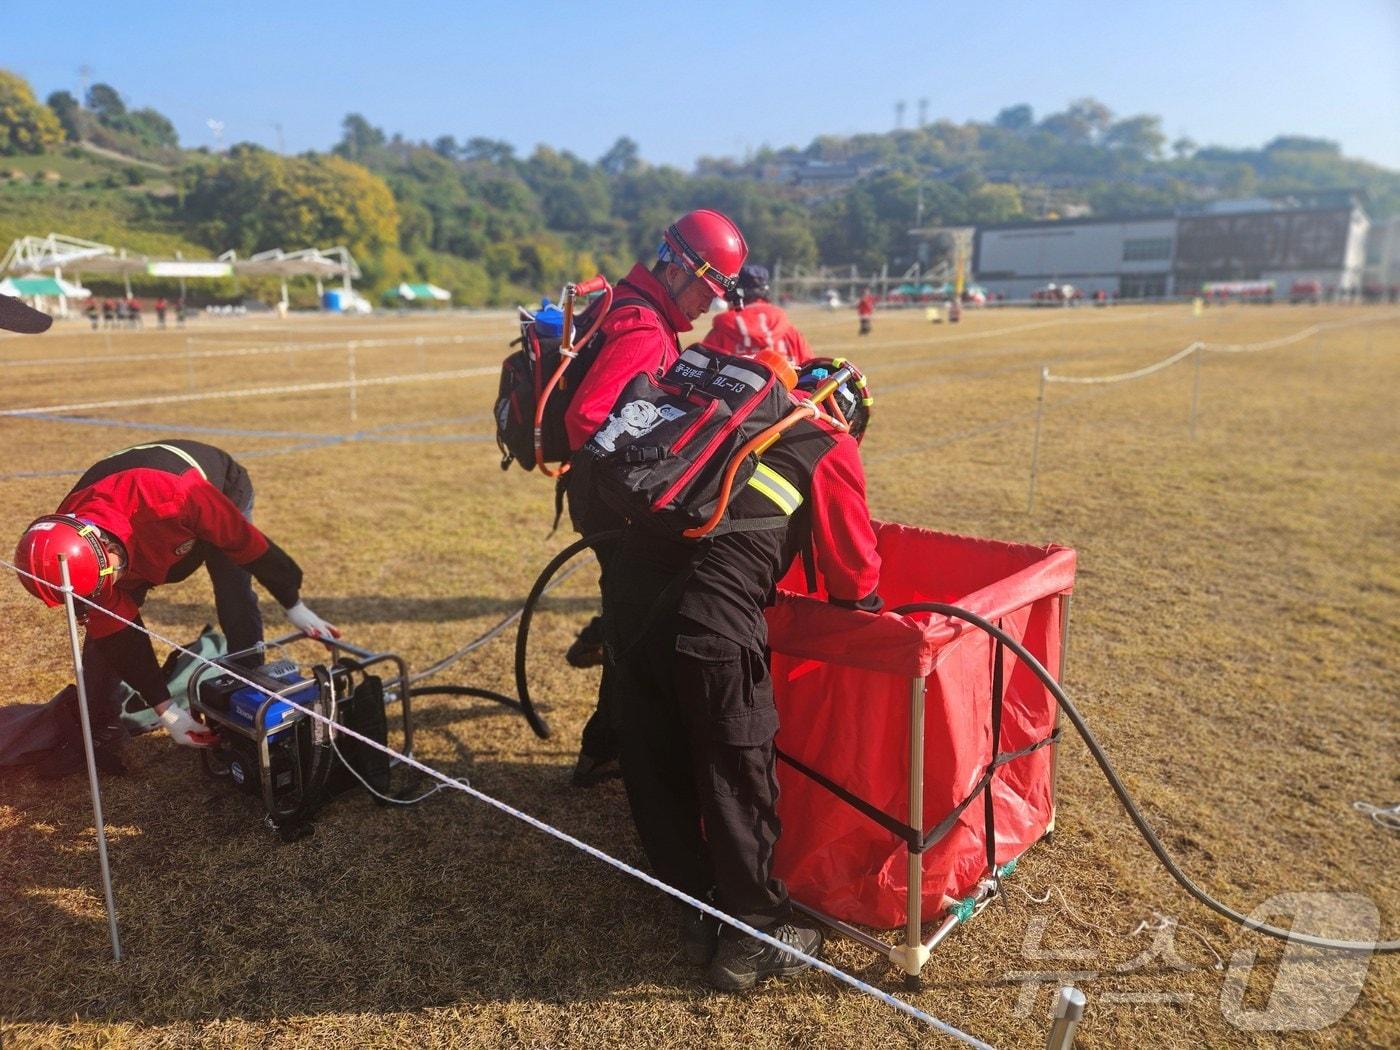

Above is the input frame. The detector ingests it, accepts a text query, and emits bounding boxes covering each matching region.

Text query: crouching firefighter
[13,440,340,776]
[582,351,881,990]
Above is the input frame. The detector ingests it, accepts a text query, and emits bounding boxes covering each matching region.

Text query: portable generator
[188,634,413,841]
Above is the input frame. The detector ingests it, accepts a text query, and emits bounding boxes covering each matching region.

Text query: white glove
[157,703,218,747]
[285,600,341,640]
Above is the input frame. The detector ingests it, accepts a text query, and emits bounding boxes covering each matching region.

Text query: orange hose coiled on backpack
[681,364,858,539]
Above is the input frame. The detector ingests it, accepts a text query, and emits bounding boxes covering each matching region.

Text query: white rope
[0,367,498,417]
[1042,310,1399,385]
[1045,342,1202,385]
[0,333,484,370]
[1353,800,1400,832]
[2,556,991,1048]
[1204,325,1320,355]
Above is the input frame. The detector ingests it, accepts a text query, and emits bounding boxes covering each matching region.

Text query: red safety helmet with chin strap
[14,515,119,607]
[659,209,748,297]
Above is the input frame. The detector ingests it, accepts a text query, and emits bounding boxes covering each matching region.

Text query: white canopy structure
[1,233,360,305]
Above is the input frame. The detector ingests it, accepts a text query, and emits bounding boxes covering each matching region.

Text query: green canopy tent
[393,282,451,303]
[0,274,90,298]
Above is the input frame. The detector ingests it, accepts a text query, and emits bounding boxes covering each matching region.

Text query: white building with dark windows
[969,191,1371,300]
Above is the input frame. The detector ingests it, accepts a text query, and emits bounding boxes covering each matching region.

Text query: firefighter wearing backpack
[597,358,881,991]
[562,209,749,788]
[703,264,812,366]
[12,440,339,777]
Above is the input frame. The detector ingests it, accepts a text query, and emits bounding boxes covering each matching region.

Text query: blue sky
[4,0,1398,169]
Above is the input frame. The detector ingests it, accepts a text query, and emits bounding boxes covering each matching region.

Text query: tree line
[2,70,1396,304]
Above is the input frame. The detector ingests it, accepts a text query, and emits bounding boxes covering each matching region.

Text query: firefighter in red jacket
[602,359,881,990]
[14,440,339,776]
[703,264,812,366]
[562,209,748,787]
[856,289,876,336]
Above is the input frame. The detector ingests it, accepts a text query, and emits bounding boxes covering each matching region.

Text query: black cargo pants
[605,567,790,929]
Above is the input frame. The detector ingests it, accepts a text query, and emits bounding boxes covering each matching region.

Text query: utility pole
[271,122,285,153]
[918,98,929,127]
[895,100,906,130]
[78,64,92,105]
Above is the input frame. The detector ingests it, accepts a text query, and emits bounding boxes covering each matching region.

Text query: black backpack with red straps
[576,344,797,537]
[494,294,649,472]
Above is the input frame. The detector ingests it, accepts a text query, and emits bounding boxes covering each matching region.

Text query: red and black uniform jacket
[615,415,881,650]
[563,263,692,452]
[59,441,302,707]
[704,301,813,365]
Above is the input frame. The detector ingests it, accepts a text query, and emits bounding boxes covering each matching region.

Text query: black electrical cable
[410,559,590,685]
[892,602,1400,954]
[513,530,622,742]
[407,685,526,714]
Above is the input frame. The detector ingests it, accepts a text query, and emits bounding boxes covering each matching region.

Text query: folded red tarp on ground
[766,522,1076,929]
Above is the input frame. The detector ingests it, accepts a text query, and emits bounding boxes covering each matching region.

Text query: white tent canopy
[1,233,360,303]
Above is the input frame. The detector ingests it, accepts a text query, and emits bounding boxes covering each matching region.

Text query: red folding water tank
[766,522,1076,929]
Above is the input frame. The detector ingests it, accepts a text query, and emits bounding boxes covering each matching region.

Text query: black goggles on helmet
[661,224,738,293]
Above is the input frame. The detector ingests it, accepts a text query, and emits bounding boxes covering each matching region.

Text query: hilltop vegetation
[2,71,1396,304]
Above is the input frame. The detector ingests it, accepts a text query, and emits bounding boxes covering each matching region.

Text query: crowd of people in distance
[84,296,184,330]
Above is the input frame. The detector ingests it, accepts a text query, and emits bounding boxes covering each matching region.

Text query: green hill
[3,70,1397,306]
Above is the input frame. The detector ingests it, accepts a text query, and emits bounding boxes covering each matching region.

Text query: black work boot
[679,897,720,966]
[565,616,607,669]
[707,921,823,991]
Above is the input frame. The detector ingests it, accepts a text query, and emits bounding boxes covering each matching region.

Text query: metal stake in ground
[1045,986,1086,1048]
[1188,344,1203,440]
[57,554,123,962]
[348,341,358,423]
[1026,365,1049,515]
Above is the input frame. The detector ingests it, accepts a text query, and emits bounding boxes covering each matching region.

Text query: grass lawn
[0,301,1395,1048]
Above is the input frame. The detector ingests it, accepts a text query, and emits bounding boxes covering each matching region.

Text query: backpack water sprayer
[494,275,617,476]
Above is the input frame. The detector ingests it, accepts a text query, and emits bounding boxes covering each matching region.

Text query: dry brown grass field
[0,300,1396,1049]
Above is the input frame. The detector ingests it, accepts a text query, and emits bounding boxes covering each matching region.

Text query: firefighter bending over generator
[562,209,749,787]
[599,359,881,990]
[14,440,340,777]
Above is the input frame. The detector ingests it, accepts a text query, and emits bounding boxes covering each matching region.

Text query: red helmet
[14,515,118,608]
[659,209,748,297]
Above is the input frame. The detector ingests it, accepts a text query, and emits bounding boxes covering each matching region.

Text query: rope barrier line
[0,366,499,418]
[1043,311,1398,385]
[1045,343,1203,385]
[0,333,484,370]
[1,559,991,1048]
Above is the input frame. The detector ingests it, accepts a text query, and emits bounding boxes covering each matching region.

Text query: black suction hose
[408,685,526,713]
[512,530,622,741]
[892,602,1400,953]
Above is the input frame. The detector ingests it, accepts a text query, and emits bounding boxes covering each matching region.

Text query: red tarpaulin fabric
[766,522,1076,929]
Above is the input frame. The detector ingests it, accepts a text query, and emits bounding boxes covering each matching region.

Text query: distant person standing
[128,297,142,329]
[703,264,812,366]
[155,297,168,328]
[175,298,187,327]
[857,289,875,336]
[84,299,99,330]
[101,298,115,328]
